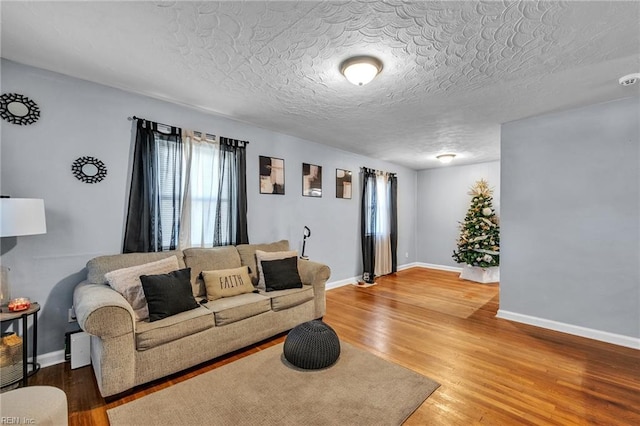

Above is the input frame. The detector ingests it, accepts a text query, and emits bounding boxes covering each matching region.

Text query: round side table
[0,302,40,388]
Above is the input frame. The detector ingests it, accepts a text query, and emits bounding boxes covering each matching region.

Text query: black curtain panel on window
[216,137,249,246]
[123,120,183,253]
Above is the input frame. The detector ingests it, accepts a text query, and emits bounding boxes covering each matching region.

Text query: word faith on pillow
[219,273,247,289]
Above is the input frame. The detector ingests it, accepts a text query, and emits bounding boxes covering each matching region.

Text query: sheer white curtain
[374,172,392,276]
[179,130,220,248]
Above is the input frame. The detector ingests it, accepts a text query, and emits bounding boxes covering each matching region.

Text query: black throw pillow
[140,268,199,322]
[261,256,303,292]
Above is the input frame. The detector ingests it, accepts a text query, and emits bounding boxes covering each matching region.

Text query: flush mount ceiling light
[436,154,456,164]
[340,56,383,86]
[619,73,640,86]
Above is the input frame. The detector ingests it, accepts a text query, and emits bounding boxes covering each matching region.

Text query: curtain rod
[361,166,396,177]
[130,116,174,129]
[129,116,249,144]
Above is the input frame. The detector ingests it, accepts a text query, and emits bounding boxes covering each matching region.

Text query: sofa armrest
[297,260,331,318]
[298,260,330,285]
[73,281,135,337]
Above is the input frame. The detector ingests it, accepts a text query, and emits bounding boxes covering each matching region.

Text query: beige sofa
[72,240,330,397]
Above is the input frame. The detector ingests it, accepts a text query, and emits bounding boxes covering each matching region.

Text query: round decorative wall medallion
[0,93,41,125]
[72,156,108,184]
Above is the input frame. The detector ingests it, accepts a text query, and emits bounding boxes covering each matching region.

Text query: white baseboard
[398,262,419,271]
[33,349,66,368]
[326,276,358,290]
[414,262,463,273]
[497,310,640,350]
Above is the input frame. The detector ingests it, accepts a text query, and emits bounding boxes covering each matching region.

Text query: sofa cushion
[255,250,297,291]
[203,293,271,326]
[261,285,314,311]
[87,250,185,285]
[104,256,181,322]
[140,268,199,322]
[236,240,290,286]
[135,306,214,351]
[202,266,256,301]
[262,256,303,292]
[183,247,242,297]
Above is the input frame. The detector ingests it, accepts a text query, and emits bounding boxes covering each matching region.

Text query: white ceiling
[2,1,639,170]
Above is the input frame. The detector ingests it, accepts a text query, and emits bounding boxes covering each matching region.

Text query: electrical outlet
[68,307,77,323]
[405,252,409,258]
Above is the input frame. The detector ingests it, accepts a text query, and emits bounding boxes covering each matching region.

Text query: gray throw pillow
[104,256,180,321]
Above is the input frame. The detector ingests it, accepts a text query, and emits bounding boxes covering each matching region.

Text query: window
[123,120,248,253]
[156,136,183,250]
[179,133,225,248]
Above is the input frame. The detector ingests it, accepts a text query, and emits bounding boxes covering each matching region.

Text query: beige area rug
[107,342,439,426]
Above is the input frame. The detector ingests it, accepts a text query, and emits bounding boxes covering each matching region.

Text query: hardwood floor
[30,267,640,425]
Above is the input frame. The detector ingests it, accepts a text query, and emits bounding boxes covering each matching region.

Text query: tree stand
[459,265,500,284]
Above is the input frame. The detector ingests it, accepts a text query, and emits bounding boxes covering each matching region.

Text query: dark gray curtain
[389,174,398,273]
[123,120,182,253]
[215,137,249,246]
[361,168,377,283]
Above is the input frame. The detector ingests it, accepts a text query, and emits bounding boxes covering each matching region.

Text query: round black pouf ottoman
[284,320,341,370]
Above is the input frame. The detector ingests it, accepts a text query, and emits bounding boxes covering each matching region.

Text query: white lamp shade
[0,198,47,237]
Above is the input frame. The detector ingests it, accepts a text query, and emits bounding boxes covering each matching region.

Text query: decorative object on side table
[71,156,108,184]
[0,93,40,126]
[0,332,23,389]
[284,320,340,370]
[7,298,31,312]
[452,179,500,284]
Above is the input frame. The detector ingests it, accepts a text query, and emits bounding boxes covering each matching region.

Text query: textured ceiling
[1,1,639,170]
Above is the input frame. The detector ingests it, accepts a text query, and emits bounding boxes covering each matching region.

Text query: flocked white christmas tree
[452,179,500,268]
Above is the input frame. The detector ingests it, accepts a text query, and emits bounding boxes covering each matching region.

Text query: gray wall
[416,161,500,268]
[0,59,417,355]
[500,96,640,338]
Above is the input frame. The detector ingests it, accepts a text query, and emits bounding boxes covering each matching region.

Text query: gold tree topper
[468,179,493,197]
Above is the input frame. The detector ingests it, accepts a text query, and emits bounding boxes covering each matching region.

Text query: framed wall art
[336,169,352,199]
[302,163,322,197]
[259,156,285,194]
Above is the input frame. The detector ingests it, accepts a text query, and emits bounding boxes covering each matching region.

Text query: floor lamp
[0,198,47,306]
